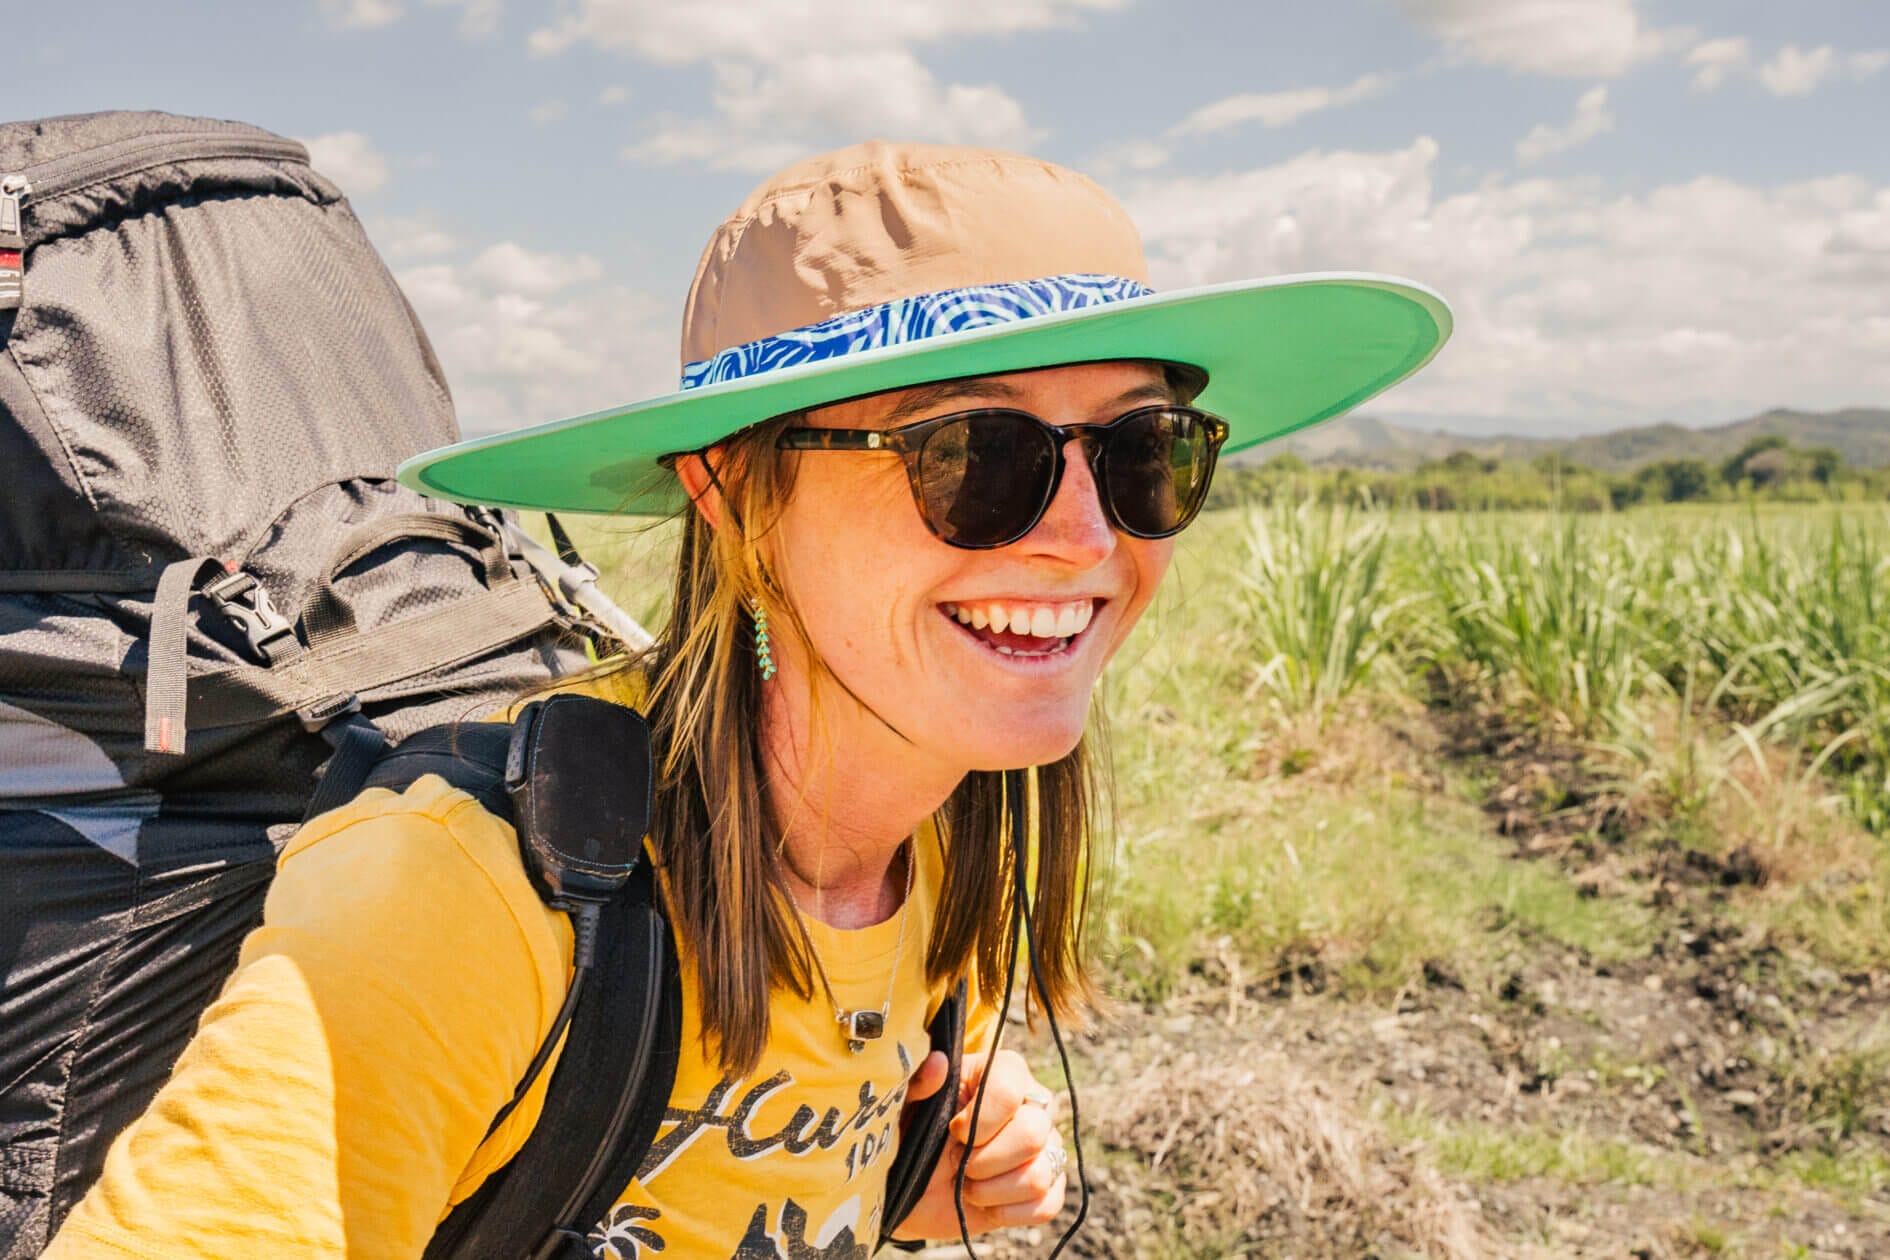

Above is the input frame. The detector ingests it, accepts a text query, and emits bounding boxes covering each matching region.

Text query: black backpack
[0,110,963,1257]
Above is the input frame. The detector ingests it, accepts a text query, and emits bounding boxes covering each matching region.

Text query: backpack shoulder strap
[342,708,680,1260]
[880,978,968,1250]
[354,719,513,818]
[424,854,681,1260]
[348,711,956,1255]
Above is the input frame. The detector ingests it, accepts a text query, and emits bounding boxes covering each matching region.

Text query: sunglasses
[777,404,1229,549]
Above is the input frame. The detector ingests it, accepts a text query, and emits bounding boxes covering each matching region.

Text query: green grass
[1235,502,1413,722]
[557,496,1890,1249]
[519,510,681,635]
[1420,515,1664,738]
[1761,1146,1890,1206]
[1379,1105,1680,1187]
[543,502,1890,992]
[1384,1104,1890,1207]
[1097,512,1658,1004]
[1095,502,1890,993]
[1098,774,1657,1004]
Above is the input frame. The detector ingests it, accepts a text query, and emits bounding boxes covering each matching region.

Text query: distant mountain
[1234,408,1890,472]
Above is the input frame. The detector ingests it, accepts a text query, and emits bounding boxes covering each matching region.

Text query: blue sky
[12,0,1889,436]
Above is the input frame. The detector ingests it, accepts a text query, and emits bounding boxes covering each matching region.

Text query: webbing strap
[186,579,558,731]
[142,557,222,755]
[301,715,392,823]
[0,568,163,593]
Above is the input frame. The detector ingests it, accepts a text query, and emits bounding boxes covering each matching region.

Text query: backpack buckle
[203,568,297,663]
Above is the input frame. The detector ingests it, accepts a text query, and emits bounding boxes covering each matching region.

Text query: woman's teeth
[940,599,1095,656]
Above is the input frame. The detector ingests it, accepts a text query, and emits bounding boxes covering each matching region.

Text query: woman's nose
[1016,440,1115,566]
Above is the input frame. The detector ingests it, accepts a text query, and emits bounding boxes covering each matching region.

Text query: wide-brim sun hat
[398,142,1451,516]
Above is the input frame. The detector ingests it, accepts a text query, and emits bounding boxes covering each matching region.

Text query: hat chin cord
[951,767,1089,1257]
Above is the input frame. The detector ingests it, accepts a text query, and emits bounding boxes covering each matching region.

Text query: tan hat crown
[680,141,1152,370]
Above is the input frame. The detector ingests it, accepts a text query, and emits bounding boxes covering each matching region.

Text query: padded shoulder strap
[424,857,679,1260]
[341,713,679,1260]
[358,715,951,1256]
[356,720,513,819]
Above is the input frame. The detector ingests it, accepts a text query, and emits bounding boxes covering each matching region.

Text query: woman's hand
[890,1048,1067,1243]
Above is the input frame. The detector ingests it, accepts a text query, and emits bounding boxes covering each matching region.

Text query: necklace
[793,839,916,1054]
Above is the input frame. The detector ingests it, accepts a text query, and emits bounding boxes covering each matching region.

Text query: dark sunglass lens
[1103,410,1216,536]
[916,412,1055,546]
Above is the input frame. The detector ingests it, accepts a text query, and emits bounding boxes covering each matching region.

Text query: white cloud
[1759,45,1839,96]
[1514,85,1613,164]
[426,0,502,37]
[624,47,1041,171]
[370,213,456,260]
[598,84,631,105]
[531,0,1119,170]
[299,131,392,194]
[622,119,807,174]
[1122,138,1890,427]
[1084,138,1173,179]
[318,0,402,29]
[1686,36,1750,92]
[528,98,569,125]
[529,0,1125,62]
[396,241,672,432]
[1390,0,1674,78]
[1756,44,1889,96]
[465,242,602,295]
[317,0,498,36]
[1170,73,1391,136]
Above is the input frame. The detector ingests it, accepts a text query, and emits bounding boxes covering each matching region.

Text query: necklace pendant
[839,1008,885,1053]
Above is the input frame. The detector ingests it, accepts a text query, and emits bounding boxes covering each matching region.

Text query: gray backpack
[0,111,966,1260]
[0,111,591,1253]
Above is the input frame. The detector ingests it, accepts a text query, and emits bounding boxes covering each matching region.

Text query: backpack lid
[0,111,458,579]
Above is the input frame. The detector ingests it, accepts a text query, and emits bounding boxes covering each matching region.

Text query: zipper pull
[0,175,29,312]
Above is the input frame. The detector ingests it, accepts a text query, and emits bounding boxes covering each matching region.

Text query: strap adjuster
[297,692,362,733]
[203,568,297,662]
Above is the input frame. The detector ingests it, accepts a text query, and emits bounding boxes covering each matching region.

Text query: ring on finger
[1043,1144,1068,1182]
[1022,1084,1055,1109]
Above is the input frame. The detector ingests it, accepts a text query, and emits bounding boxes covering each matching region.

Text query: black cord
[696,450,749,537]
[952,789,1028,1254]
[483,901,602,1137]
[1018,844,1089,1256]
[545,511,582,568]
[951,769,1090,1256]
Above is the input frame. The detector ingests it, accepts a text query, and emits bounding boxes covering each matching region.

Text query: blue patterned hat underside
[680,273,1152,391]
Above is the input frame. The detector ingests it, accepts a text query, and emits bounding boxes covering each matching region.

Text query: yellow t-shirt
[46,679,975,1260]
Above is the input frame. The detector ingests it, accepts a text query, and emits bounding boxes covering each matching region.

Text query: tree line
[1208,435,1886,512]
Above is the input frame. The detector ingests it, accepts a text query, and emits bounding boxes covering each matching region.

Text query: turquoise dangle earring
[751,599,777,681]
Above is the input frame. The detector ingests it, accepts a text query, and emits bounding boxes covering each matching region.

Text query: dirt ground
[953,959,1887,1258]
[934,711,1890,1259]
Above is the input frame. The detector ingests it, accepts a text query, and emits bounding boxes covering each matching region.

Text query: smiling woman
[46,141,1448,1259]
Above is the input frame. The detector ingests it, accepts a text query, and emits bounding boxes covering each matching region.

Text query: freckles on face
[772,436,944,671]
[766,361,1183,772]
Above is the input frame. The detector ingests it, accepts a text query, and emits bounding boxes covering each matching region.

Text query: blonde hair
[630,414,1103,1074]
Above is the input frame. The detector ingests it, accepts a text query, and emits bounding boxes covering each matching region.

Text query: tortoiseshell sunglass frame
[776,404,1230,550]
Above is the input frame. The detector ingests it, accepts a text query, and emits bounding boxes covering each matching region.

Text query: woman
[46,142,1448,1258]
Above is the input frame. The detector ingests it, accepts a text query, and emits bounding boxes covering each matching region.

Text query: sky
[10,0,1890,438]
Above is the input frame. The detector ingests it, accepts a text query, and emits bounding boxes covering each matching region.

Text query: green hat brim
[397,272,1451,516]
